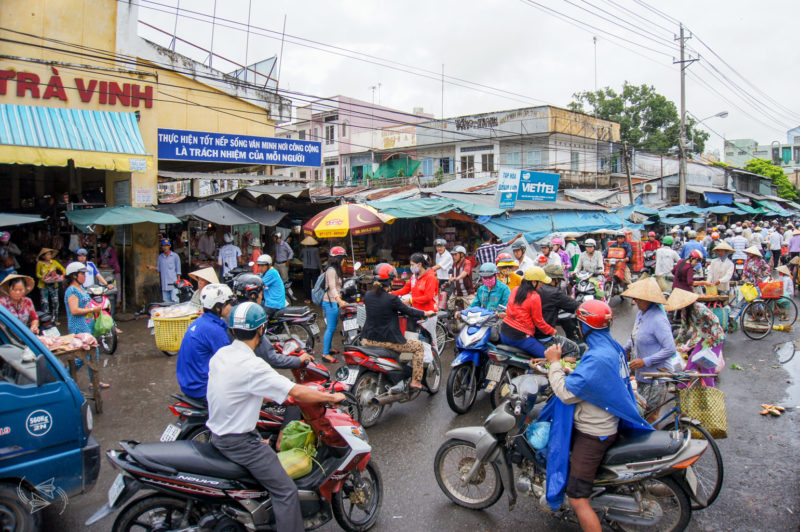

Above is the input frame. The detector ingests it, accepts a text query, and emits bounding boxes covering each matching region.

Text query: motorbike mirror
[247,261,254,267]
[353,261,362,271]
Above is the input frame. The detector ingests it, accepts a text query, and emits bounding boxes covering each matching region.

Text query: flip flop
[89,382,111,390]
[321,354,338,364]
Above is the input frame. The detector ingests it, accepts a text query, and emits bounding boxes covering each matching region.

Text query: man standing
[475,231,523,265]
[654,236,681,292]
[198,226,217,261]
[769,227,784,268]
[679,231,707,260]
[148,238,182,302]
[512,240,535,273]
[207,302,346,532]
[217,233,242,277]
[273,232,294,282]
[434,238,453,287]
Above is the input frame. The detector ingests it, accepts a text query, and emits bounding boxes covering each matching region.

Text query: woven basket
[680,386,728,439]
[153,315,197,352]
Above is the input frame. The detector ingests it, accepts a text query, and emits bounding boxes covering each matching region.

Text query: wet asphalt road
[47,299,799,532]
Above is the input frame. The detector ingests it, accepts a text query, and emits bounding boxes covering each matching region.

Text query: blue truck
[0,306,99,531]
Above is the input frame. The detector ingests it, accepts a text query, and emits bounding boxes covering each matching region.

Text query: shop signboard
[495,167,520,209]
[157,128,322,167]
[517,171,560,202]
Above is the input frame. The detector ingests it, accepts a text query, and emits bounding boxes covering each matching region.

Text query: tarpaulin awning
[687,185,734,205]
[0,104,153,172]
[784,201,800,211]
[551,211,624,233]
[659,216,693,225]
[373,158,421,179]
[753,200,790,216]
[734,202,764,215]
[0,213,44,227]
[157,200,286,227]
[368,197,504,219]
[661,205,705,215]
[481,213,553,243]
[66,206,180,227]
[704,205,746,215]
[158,170,266,182]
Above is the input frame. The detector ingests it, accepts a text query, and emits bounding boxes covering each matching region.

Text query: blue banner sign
[157,128,322,167]
[517,171,560,202]
[495,167,521,209]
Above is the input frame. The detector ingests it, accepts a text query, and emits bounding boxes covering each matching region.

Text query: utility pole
[622,142,634,205]
[674,24,696,205]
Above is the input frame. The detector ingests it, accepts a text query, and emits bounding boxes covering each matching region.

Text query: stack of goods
[150,302,200,319]
[630,239,644,272]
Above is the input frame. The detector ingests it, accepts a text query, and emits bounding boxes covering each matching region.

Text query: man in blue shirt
[148,238,182,302]
[256,254,286,316]
[679,230,707,260]
[176,284,236,401]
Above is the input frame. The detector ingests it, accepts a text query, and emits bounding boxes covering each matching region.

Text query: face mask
[483,277,496,288]
[411,266,420,275]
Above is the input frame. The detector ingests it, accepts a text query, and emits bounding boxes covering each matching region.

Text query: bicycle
[640,371,724,510]
[727,283,775,340]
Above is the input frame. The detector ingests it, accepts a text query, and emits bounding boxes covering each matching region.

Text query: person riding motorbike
[470,263,510,312]
[540,264,580,342]
[362,263,436,391]
[654,235,681,292]
[512,240,535,273]
[540,299,651,529]
[499,267,557,358]
[207,302,346,532]
[642,231,660,252]
[496,253,522,290]
[445,247,474,311]
[175,284,237,403]
[538,240,562,268]
[574,238,604,276]
[742,245,771,286]
[255,254,286,317]
[603,231,632,288]
[551,237,572,271]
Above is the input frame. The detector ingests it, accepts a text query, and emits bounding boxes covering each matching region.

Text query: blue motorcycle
[446,307,501,414]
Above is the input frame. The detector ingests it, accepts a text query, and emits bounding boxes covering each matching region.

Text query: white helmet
[453,245,467,255]
[200,283,234,310]
[256,253,273,265]
[584,238,597,247]
[223,233,233,243]
[65,261,88,276]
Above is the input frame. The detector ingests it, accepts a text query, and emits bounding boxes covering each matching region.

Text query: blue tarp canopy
[551,211,624,233]
[659,216,693,225]
[753,200,790,217]
[661,205,705,215]
[481,210,623,242]
[704,205,746,215]
[368,197,504,218]
[704,192,733,205]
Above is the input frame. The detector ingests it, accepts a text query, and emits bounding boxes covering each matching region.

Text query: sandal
[321,354,338,364]
[88,382,111,390]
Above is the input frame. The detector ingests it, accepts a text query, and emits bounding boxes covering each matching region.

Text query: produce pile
[150,302,200,319]
[38,333,98,352]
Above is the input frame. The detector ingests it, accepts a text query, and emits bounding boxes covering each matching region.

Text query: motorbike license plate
[342,318,359,332]
[584,294,594,300]
[340,368,359,386]
[485,363,504,382]
[159,423,181,442]
[685,465,698,496]
[309,322,320,335]
[108,473,125,507]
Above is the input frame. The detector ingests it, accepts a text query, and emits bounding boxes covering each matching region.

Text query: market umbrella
[303,203,395,265]
[65,206,182,311]
[0,213,44,227]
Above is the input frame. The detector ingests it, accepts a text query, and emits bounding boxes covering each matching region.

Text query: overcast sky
[136,0,800,157]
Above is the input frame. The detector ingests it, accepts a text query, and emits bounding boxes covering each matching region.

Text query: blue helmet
[228,302,267,331]
[478,262,498,277]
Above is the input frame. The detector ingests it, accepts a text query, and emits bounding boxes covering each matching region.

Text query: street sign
[517,171,560,202]
[495,167,521,209]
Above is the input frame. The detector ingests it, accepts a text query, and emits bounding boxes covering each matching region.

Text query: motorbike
[161,338,359,443]
[222,265,253,288]
[434,374,707,531]
[604,258,627,304]
[732,257,745,281]
[340,273,366,346]
[36,310,60,337]
[642,250,657,277]
[446,307,501,415]
[86,284,118,354]
[337,316,442,428]
[88,388,382,532]
[572,270,605,304]
[265,306,320,353]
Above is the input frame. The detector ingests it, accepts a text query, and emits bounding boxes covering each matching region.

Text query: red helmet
[689,250,703,260]
[330,246,347,257]
[648,231,656,238]
[495,252,514,265]
[711,232,720,240]
[373,263,397,284]
[576,300,613,329]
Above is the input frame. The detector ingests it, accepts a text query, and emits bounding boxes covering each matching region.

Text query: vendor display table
[53,348,103,413]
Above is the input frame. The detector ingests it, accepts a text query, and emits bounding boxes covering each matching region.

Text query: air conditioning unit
[642,183,658,194]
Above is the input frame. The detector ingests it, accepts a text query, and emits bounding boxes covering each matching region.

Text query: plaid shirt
[475,243,507,265]
[470,281,510,311]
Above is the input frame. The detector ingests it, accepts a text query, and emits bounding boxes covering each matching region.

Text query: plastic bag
[691,346,721,369]
[278,448,314,479]
[525,421,551,450]
[663,352,686,372]
[93,313,113,336]
[740,283,758,302]
[280,420,316,453]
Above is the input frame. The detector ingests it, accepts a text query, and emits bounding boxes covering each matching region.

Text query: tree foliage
[568,81,709,155]
[744,158,798,200]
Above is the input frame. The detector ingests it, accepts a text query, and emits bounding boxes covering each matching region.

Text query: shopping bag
[93,312,114,336]
[280,420,316,453]
[691,346,721,369]
[740,283,758,302]
[278,448,314,479]
[525,421,551,450]
[679,386,728,439]
[663,352,686,372]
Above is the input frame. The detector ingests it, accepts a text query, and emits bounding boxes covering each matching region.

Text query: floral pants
[362,338,425,382]
[40,284,59,317]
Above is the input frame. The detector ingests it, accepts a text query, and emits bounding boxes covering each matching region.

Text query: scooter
[86,284,118,354]
[572,270,605,304]
[88,391,381,532]
[643,250,656,276]
[446,307,501,414]
[337,316,442,428]
[434,374,708,530]
[36,311,60,337]
[339,273,366,346]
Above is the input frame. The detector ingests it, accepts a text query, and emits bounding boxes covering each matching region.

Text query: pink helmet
[551,237,564,246]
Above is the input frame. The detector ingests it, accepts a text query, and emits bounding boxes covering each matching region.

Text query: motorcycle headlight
[350,426,369,443]
[335,366,350,381]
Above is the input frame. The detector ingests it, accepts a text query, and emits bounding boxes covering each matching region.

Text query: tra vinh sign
[158,128,322,166]
[517,171,560,202]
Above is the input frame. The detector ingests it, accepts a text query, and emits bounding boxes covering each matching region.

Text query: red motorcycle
[337,316,442,428]
[161,338,359,443]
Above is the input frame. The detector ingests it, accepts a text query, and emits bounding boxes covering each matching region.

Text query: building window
[772,147,780,164]
[794,146,800,162]
[298,130,306,140]
[422,158,434,176]
[439,157,451,173]
[481,153,494,172]
[571,151,580,171]
[505,152,521,167]
[314,127,320,140]
[325,125,335,145]
[326,167,336,180]
[299,171,306,180]
[526,149,542,168]
[314,169,319,180]
[341,121,348,137]
[782,147,792,164]
[460,155,475,178]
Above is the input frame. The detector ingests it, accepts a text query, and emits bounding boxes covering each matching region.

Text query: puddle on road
[774,342,800,404]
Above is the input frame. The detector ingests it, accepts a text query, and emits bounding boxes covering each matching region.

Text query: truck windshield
[0,319,26,348]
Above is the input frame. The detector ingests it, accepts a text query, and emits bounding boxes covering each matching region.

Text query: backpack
[311,268,329,305]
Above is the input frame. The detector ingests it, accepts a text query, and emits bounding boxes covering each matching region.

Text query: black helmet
[233,273,264,302]
[512,241,527,251]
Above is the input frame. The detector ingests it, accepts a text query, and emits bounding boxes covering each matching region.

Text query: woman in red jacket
[499,266,556,358]
[392,253,439,312]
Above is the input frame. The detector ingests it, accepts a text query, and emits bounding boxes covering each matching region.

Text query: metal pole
[244,0,252,81]
[171,0,181,51]
[678,23,688,205]
[209,0,217,69]
[277,15,287,91]
[122,227,126,313]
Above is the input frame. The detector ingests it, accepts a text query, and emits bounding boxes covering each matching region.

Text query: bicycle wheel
[664,420,723,510]
[740,299,774,340]
[769,297,798,327]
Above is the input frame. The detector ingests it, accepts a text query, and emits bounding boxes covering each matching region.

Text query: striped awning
[0,104,153,172]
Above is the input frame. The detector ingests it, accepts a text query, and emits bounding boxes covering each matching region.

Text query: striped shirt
[475,243,507,265]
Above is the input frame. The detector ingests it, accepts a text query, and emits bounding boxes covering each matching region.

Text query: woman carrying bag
[64,262,110,389]
[321,246,347,364]
[665,289,725,387]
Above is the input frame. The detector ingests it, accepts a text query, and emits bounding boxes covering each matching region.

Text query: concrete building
[725,126,800,185]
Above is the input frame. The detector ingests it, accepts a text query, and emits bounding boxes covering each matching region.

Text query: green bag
[281,420,316,453]
[277,448,314,479]
[93,312,113,336]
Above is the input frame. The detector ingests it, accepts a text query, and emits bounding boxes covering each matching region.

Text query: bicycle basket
[759,281,783,299]
[679,385,727,439]
[739,283,758,302]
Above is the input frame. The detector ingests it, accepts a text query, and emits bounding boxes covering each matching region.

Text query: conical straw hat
[664,288,699,312]
[743,246,762,257]
[776,265,792,277]
[713,241,734,252]
[300,236,318,246]
[189,267,220,285]
[0,274,34,295]
[621,277,667,305]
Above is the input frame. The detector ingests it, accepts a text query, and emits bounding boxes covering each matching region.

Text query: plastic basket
[606,247,627,259]
[739,283,758,302]
[679,385,728,439]
[153,315,198,352]
[759,281,783,299]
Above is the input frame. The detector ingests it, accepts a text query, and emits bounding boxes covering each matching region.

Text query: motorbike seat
[130,441,253,480]
[272,306,311,318]
[170,392,207,410]
[494,344,531,357]
[602,430,683,466]
[345,345,400,359]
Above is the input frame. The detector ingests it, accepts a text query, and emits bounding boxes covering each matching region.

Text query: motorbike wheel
[99,328,118,355]
[287,323,315,352]
[663,421,723,510]
[353,372,384,428]
[161,350,178,357]
[611,476,691,532]
[332,461,383,532]
[0,484,41,532]
[446,364,478,414]
[434,438,503,510]
[112,495,201,532]
[436,322,448,352]
[490,366,524,409]
[426,351,442,394]
[185,425,211,443]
